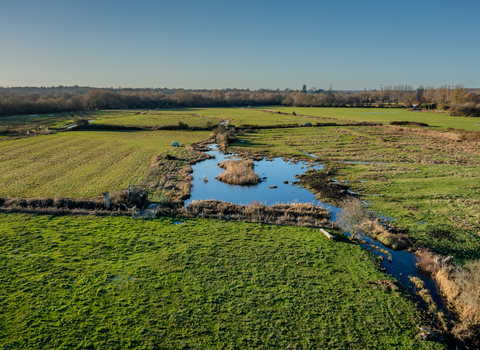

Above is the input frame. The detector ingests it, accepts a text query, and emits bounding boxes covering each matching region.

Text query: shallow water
[186,144,450,314]
[186,145,342,216]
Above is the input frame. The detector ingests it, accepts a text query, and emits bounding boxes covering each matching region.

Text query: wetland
[2,107,480,348]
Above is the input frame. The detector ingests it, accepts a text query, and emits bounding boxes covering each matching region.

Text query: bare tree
[337,197,369,240]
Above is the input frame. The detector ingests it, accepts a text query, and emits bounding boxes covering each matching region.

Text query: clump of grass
[361,220,411,250]
[418,289,437,312]
[409,276,426,290]
[216,159,260,185]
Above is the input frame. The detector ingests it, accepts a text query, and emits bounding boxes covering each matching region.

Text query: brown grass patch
[216,159,260,185]
[409,276,426,290]
[183,200,331,228]
[361,219,411,250]
[416,249,480,340]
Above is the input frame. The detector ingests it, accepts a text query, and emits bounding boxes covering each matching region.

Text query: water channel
[185,144,450,314]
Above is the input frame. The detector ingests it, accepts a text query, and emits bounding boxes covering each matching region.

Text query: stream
[185,144,450,315]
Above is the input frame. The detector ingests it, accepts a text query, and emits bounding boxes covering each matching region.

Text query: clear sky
[1,0,478,90]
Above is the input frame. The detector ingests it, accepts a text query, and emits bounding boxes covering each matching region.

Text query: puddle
[293,147,318,158]
[173,221,186,225]
[185,144,451,315]
[377,214,395,222]
[67,120,96,129]
[110,275,134,282]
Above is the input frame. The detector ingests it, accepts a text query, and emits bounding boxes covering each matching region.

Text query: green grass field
[254,107,480,131]
[0,130,209,197]
[190,108,318,126]
[0,213,444,349]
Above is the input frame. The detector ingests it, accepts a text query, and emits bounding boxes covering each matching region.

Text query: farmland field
[0,130,209,197]
[253,107,480,131]
[93,110,220,128]
[0,213,445,349]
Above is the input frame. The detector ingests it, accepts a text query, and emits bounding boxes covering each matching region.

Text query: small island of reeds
[216,159,260,185]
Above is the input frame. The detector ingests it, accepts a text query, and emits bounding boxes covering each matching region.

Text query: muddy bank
[295,168,356,204]
[140,134,218,203]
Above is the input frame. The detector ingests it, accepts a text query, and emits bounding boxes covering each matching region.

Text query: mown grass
[94,110,219,128]
[0,130,209,197]
[254,107,480,131]
[92,108,320,127]
[0,213,444,349]
[192,108,318,126]
[231,126,480,260]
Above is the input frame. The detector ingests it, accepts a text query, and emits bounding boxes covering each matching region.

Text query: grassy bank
[0,213,444,349]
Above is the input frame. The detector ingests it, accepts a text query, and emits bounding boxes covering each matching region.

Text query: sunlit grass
[0,213,444,349]
[0,130,209,197]
[254,107,480,131]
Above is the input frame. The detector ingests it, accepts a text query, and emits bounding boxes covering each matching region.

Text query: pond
[185,144,450,315]
[186,145,341,218]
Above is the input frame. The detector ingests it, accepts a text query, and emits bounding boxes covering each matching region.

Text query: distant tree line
[283,85,480,117]
[0,85,479,118]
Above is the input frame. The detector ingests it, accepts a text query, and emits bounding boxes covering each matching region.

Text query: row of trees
[1,86,479,118]
[0,89,285,116]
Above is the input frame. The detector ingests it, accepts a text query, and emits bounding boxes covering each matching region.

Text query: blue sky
[1,0,478,90]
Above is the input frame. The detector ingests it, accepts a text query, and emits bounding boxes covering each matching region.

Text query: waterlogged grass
[255,107,480,131]
[0,213,444,349]
[342,164,480,261]
[0,130,209,197]
[0,112,72,132]
[232,127,480,259]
